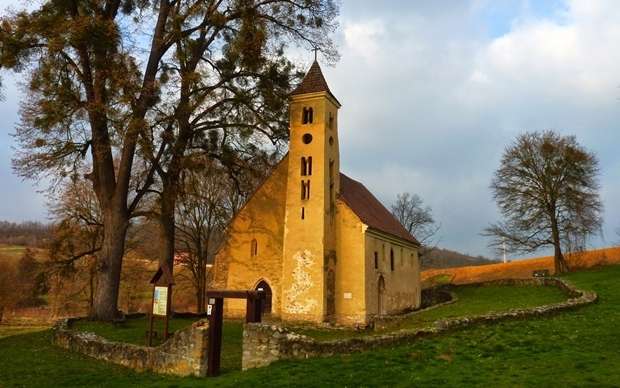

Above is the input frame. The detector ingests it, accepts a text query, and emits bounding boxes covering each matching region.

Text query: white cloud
[342,19,386,62]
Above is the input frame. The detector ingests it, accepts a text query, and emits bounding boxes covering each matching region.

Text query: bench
[533,269,550,277]
[111,310,126,327]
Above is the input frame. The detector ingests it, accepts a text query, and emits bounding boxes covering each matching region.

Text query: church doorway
[377,276,386,316]
[255,280,272,315]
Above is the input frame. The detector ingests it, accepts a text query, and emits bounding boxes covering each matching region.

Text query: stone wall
[52,318,209,377]
[374,288,457,331]
[242,277,597,370]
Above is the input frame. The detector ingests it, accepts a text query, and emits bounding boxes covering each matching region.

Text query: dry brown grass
[421,246,620,285]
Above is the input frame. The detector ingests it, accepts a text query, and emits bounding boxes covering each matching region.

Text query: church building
[213,61,421,326]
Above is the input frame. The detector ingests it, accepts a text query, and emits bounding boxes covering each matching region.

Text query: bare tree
[174,155,272,312]
[483,129,603,274]
[175,162,230,313]
[391,192,441,268]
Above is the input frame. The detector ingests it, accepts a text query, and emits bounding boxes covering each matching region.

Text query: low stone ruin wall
[374,288,458,331]
[51,318,209,377]
[242,277,597,370]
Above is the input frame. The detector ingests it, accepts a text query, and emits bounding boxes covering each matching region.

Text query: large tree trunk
[197,262,205,314]
[159,188,176,271]
[88,210,129,320]
[551,216,570,274]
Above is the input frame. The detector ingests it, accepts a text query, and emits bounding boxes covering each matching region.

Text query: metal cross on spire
[312,46,319,61]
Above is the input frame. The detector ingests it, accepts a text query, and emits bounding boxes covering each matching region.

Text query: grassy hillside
[2,263,620,386]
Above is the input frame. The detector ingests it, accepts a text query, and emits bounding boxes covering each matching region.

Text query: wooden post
[246,296,262,324]
[207,297,223,377]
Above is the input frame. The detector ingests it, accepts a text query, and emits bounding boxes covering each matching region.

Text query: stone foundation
[52,318,209,377]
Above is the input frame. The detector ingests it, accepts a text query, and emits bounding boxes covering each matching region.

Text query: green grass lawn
[2,265,619,387]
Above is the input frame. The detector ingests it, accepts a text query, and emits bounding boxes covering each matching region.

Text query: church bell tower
[281,61,341,323]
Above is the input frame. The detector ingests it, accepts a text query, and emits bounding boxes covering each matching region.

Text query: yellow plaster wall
[334,201,367,325]
[365,232,420,316]
[213,156,288,318]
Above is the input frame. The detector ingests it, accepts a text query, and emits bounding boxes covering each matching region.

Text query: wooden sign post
[148,264,175,347]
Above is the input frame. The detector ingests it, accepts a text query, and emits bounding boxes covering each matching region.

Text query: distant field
[422,246,620,285]
[0,245,27,260]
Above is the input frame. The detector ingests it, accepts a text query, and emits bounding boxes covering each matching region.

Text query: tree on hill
[483,129,603,274]
[2,0,339,321]
[391,192,441,268]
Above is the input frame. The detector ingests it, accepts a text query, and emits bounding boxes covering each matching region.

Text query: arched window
[390,248,395,271]
[302,107,313,124]
[250,239,258,257]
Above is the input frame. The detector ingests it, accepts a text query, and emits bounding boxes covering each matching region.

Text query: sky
[1,0,620,260]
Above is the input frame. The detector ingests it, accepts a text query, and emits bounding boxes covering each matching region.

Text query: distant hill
[422,248,499,270]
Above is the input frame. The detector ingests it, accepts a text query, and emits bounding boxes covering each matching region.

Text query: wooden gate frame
[205,290,265,377]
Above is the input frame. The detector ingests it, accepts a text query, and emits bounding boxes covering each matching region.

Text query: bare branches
[483,129,603,273]
[391,192,442,268]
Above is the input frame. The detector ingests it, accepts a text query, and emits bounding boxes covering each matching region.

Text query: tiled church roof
[339,173,419,245]
[290,61,340,104]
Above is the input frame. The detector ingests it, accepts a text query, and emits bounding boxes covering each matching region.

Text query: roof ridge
[339,173,419,245]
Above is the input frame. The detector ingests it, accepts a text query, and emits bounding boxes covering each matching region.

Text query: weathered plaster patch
[284,250,318,314]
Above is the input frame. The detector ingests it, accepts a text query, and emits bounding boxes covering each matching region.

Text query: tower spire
[290,61,340,105]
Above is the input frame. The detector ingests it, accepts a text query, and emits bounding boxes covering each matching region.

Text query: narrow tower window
[302,107,313,124]
[301,157,307,176]
[374,252,378,270]
[301,180,311,200]
[307,157,312,176]
[250,239,258,257]
[329,112,334,129]
[390,248,395,271]
[301,207,305,219]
